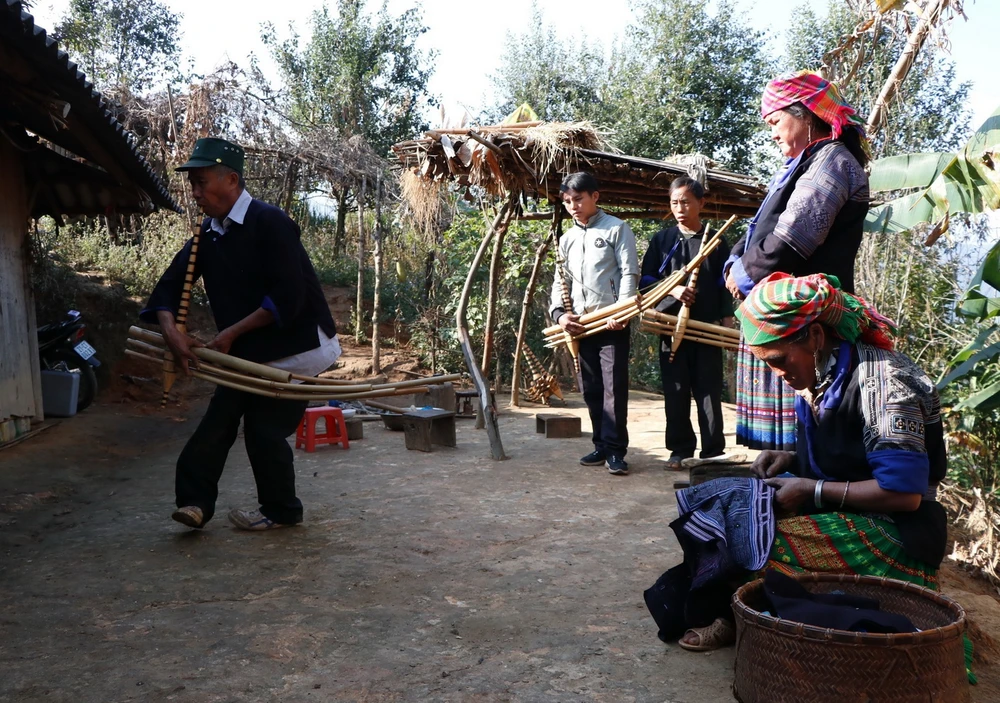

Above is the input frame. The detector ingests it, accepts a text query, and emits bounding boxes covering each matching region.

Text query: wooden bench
[455,389,478,417]
[535,413,581,439]
[402,408,457,452]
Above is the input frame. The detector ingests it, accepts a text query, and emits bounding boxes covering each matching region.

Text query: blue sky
[30,0,998,134]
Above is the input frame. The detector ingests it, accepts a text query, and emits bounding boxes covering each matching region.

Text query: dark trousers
[176,386,308,524]
[579,327,630,456]
[659,338,725,459]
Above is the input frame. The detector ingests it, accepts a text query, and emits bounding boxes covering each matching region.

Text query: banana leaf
[866,104,1000,235]
[937,336,1000,389]
[868,152,952,192]
[954,378,1000,413]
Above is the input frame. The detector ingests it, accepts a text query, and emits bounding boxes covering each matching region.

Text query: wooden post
[510,209,560,407]
[355,176,367,343]
[371,173,383,375]
[480,216,509,375]
[456,198,516,460]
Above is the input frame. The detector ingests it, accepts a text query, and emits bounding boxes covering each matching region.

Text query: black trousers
[175,385,308,524]
[579,327,630,456]
[659,338,725,459]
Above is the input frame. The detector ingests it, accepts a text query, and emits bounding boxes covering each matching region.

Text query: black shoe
[580,450,607,466]
[606,455,629,475]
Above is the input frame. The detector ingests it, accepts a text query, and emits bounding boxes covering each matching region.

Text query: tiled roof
[1,0,180,215]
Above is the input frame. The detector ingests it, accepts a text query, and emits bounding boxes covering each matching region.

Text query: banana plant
[874,104,1000,408]
[866,103,1000,236]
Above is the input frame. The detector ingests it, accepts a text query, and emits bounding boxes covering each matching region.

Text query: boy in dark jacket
[640,177,734,469]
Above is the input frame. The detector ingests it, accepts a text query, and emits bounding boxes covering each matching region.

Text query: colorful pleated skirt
[735,339,797,451]
[763,512,938,590]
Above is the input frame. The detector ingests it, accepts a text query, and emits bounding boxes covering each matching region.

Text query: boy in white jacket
[549,172,639,475]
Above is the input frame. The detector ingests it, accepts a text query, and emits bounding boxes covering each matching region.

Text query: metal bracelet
[839,481,851,510]
[814,479,826,509]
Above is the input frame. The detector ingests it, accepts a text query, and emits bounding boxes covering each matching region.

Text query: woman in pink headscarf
[724,71,871,452]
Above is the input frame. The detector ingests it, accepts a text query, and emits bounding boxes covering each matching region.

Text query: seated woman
[659,272,946,651]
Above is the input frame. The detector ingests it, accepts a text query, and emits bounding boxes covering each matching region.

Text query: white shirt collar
[209,189,252,235]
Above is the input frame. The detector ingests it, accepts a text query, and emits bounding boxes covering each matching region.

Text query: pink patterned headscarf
[761,71,867,142]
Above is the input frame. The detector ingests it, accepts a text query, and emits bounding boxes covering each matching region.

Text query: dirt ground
[2,379,1000,702]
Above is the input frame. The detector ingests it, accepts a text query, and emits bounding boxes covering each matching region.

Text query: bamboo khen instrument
[543,216,738,351]
[160,220,202,406]
[637,309,739,351]
[669,224,710,362]
[554,254,581,373]
[126,326,463,402]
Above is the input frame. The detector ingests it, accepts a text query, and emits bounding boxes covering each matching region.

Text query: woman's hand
[725,270,744,300]
[750,450,797,479]
[763,476,814,514]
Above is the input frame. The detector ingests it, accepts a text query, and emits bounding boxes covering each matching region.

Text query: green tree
[610,0,775,172]
[488,0,775,174]
[785,1,971,157]
[262,0,435,157]
[488,2,608,123]
[54,0,182,94]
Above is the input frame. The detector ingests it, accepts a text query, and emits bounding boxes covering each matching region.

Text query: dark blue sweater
[141,199,336,363]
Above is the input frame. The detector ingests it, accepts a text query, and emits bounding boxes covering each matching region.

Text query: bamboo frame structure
[393,119,766,459]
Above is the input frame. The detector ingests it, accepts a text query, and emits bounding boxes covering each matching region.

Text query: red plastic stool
[295,406,349,452]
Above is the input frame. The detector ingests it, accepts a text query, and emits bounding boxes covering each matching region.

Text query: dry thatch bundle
[393,121,766,220]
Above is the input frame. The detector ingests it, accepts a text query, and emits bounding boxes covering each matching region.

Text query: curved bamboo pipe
[161,220,202,407]
[669,225,710,362]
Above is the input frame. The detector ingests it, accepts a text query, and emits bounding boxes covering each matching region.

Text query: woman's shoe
[677,617,736,651]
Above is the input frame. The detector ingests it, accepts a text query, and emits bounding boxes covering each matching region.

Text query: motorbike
[37,310,101,412]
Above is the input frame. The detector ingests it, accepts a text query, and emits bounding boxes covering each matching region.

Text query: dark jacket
[795,342,947,567]
[141,199,336,363]
[728,140,869,294]
[640,224,733,323]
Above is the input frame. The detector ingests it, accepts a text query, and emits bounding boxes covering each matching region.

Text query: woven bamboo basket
[731,573,968,703]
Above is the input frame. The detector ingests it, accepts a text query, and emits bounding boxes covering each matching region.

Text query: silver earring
[814,350,824,385]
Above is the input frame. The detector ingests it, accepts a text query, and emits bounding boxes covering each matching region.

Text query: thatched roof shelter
[392,121,766,220]
[391,121,767,461]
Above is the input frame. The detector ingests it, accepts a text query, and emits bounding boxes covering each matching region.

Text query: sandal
[678,617,736,651]
[664,455,687,471]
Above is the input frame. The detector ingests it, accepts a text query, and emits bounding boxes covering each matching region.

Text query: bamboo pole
[129,326,294,382]
[642,310,741,339]
[481,202,510,375]
[371,173,383,374]
[129,328,466,392]
[355,175,367,343]
[456,198,515,460]
[510,209,559,407]
[866,0,947,136]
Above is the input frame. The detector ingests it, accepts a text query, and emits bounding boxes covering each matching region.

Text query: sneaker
[227,508,295,531]
[606,455,629,475]
[580,450,607,466]
[171,505,205,528]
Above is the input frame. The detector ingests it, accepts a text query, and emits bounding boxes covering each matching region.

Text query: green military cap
[175,137,245,175]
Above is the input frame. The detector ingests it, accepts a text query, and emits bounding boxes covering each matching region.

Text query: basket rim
[732,572,966,646]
